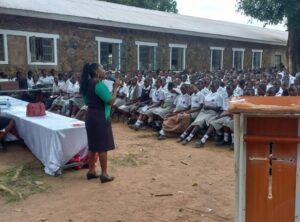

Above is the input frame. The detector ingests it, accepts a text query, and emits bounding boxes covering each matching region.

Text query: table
[0,96,88,176]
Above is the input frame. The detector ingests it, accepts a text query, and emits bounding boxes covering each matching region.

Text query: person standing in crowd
[80,63,119,183]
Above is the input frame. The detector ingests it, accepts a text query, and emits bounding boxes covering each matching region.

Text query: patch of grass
[110,152,147,167]
[0,162,48,203]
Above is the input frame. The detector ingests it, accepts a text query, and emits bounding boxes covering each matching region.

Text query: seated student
[151,82,178,124]
[111,79,129,117]
[156,84,191,140]
[118,77,141,116]
[193,85,234,148]
[66,74,83,117]
[233,79,245,96]
[256,83,267,96]
[27,71,34,89]
[288,85,298,96]
[243,87,255,96]
[120,78,152,121]
[177,80,223,145]
[266,86,277,96]
[130,78,164,129]
[0,117,19,151]
[38,69,52,86]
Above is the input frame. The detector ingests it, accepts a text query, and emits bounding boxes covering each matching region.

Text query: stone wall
[0,14,287,76]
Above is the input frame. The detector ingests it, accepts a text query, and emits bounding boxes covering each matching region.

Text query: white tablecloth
[0,96,88,176]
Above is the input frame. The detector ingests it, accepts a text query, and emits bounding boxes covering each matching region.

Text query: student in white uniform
[194,85,234,148]
[156,84,191,139]
[27,71,34,89]
[131,78,164,129]
[233,79,245,96]
[178,80,223,145]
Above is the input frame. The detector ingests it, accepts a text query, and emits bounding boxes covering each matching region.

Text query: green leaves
[237,0,300,28]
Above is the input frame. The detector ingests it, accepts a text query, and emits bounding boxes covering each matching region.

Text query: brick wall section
[0,15,287,75]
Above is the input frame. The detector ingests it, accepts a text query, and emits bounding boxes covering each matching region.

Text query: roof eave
[0,8,287,46]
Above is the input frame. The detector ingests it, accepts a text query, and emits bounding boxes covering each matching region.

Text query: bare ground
[0,122,235,222]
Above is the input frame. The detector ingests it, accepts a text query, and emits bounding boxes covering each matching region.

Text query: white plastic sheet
[1,96,88,176]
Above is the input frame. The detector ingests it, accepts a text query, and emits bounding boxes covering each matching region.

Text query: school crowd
[4,66,300,151]
[111,66,300,150]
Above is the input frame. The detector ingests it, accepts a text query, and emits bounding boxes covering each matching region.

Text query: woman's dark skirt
[85,108,115,153]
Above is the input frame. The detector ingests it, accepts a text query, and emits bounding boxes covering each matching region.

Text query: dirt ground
[0,122,235,222]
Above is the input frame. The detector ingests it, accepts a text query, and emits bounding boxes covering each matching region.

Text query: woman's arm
[95,81,119,106]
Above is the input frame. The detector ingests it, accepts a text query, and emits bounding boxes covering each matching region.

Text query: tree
[100,0,178,13]
[237,0,300,74]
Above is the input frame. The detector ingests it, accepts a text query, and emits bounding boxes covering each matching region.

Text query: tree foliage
[237,0,300,73]
[237,0,300,28]
[100,0,178,13]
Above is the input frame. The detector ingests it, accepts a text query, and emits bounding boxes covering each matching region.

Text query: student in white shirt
[178,80,223,145]
[27,71,34,89]
[38,69,52,85]
[233,79,245,96]
[195,85,234,148]
[156,84,191,139]
[131,78,164,129]
[151,82,178,120]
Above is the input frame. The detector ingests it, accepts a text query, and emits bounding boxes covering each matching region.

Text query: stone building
[0,0,288,74]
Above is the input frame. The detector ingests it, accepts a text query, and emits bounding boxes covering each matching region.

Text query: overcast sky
[176,0,286,31]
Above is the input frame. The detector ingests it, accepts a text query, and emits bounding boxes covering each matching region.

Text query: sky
[176,0,286,31]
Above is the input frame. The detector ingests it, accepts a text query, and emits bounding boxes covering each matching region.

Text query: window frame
[27,33,59,66]
[168,43,187,71]
[232,48,245,71]
[0,33,8,64]
[135,41,158,71]
[210,46,224,72]
[252,49,263,69]
[95,37,122,71]
[274,53,282,67]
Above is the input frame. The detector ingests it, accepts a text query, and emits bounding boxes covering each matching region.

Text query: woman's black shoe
[86,172,99,180]
[100,175,114,183]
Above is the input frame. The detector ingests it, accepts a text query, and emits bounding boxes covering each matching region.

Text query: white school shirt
[233,86,243,96]
[218,87,227,97]
[200,87,211,97]
[173,94,191,112]
[151,87,164,104]
[221,94,229,111]
[117,85,129,97]
[58,80,67,92]
[66,81,80,96]
[52,83,60,94]
[191,91,205,109]
[204,92,223,108]
[38,76,52,85]
[27,78,34,88]
[48,76,54,84]
[162,90,177,105]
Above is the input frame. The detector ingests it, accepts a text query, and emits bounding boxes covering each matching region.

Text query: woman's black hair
[80,63,101,96]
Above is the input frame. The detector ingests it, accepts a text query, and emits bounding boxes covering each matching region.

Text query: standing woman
[80,63,118,183]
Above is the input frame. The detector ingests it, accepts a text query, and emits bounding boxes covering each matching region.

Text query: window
[27,34,58,65]
[136,41,158,71]
[274,54,282,67]
[0,33,8,64]
[29,37,55,63]
[96,37,122,71]
[252,50,263,69]
[169,44,187,71]
[210,47,224,71]
[232,48,245,71]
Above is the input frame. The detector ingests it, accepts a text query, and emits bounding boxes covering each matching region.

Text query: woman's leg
[88,151,97,174]
[99,151,108,176]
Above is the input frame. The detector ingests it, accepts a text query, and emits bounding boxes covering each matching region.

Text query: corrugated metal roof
[0,0,288,46]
